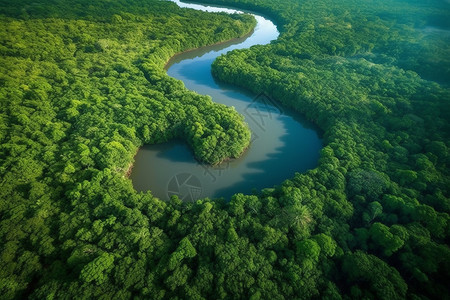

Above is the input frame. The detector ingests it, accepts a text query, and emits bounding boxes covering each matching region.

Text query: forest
[0,0,449,299]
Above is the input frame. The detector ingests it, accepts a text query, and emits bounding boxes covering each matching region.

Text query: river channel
[130,0,322,201]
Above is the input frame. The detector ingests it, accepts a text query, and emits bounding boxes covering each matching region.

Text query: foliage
[1,0,449,299]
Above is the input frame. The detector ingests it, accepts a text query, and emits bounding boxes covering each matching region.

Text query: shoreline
[163,26,255,70]
[126,128,252,179]
[177,0,279,28]
[126,15,258,179]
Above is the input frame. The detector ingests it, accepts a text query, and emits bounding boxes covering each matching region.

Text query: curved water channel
[130,0,322,201]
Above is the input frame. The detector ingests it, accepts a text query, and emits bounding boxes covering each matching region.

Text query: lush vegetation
[0,0,255,298]
[1,0,449,299]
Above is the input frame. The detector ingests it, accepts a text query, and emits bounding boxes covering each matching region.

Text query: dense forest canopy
[0,0,449,299]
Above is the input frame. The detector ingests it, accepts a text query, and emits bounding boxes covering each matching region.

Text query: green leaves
[1,0,449,299]
[168,237,197,271]
[369,223,405,256]
[183,100,251,165]
[296,239,320,262]
[80,253,115,285]
[342,251,407,300]
[347,169,390,201]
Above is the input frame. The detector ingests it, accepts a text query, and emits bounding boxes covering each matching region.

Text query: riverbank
[164,27,256,70]
[130,0,322,200]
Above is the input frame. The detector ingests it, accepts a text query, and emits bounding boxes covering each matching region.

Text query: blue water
[130,0,322,201]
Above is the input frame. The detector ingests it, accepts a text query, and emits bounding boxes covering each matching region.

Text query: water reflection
[130,1,322,200]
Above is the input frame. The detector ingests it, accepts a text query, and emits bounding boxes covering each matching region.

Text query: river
[130,0,322,201]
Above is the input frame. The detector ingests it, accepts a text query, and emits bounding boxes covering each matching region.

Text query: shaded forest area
[1,0,449,299]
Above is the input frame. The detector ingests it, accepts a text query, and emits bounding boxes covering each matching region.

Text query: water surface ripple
[130,0,322,200]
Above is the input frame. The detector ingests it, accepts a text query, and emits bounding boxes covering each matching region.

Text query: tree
[80,253,115,285]
[342,251,407,300]
[168,237,197,271]
[347,169,389,201]
[369,222,405,256]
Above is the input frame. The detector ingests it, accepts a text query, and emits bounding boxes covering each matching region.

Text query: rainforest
[0,0,449,299]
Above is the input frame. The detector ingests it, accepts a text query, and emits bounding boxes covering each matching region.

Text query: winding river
[130,0,322,201]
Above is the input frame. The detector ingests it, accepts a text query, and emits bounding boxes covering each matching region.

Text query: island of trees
[0,0,449,299]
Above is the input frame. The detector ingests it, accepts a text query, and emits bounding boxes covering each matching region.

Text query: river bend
[130,0,322,200]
